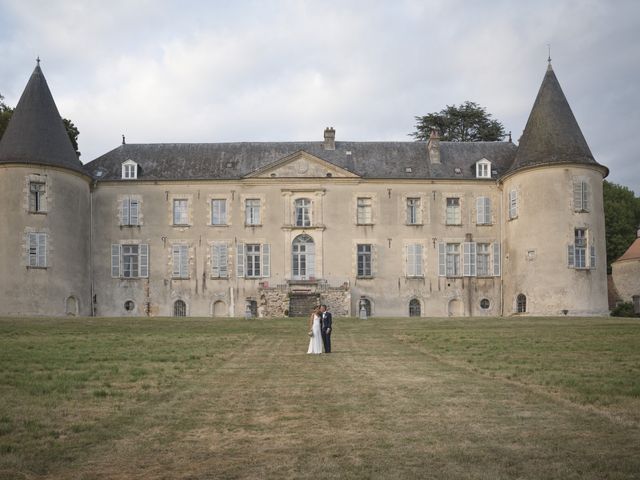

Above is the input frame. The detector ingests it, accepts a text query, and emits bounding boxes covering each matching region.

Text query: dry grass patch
[0,316,639,479]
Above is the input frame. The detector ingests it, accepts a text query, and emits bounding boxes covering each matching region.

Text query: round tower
[501,63,609,316]
[0,61,92,316]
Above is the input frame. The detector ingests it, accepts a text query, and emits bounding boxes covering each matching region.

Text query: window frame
[445,197,461,225]
[28,232,47,268]
[121,160,138,180]
[29,182,46,213]
[172,199,189,226]
[406,197,421,225]
[357,197,373,225]
[172,244,190,279]
[357,243,373,278]
[245,199,261,226]
[294,198,312,227]
[211,199,227,226]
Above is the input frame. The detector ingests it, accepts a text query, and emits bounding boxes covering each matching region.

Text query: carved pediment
[246,151,359,178]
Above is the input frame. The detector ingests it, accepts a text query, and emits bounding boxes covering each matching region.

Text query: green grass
[0,316,639,479]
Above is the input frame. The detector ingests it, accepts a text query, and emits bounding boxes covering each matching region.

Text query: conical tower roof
[508,64,607,175]
[0,62,86,174]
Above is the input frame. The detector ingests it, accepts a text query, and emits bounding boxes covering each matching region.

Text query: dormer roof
[508,64,607,176]
[0,62,86,175]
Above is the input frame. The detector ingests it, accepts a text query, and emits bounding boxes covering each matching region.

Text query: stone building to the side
[611,230,640,314]
[0,61,610,318]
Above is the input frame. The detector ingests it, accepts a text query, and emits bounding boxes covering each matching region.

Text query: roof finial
[122,134,126,145]
[36,56,40,66]
[547,44,552,70]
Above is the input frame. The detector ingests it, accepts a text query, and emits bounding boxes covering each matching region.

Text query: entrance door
[292,234,315,280]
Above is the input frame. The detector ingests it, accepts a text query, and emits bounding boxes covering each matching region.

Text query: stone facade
[0,62,611,318]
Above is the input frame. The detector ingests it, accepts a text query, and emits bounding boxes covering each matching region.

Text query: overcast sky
[1,0,639,193]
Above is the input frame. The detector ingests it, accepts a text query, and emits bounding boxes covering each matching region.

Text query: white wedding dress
[307,314,323,354]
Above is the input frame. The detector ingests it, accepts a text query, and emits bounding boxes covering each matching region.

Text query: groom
[320,304,332,353]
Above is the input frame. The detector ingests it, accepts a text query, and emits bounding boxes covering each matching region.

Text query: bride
[307,305,324,354]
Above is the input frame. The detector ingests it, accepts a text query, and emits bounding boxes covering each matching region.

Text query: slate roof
[509,65,607,175]
[85,140,517,181]
[0,64,86,175]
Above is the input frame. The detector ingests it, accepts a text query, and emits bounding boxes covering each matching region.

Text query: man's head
[320,304,327,312]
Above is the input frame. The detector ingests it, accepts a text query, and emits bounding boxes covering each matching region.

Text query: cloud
[1,0,639,192]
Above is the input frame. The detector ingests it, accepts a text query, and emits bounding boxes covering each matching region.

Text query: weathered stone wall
[611,260,640,304]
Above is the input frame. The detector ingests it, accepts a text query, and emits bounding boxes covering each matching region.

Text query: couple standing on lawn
[307,304,332,354]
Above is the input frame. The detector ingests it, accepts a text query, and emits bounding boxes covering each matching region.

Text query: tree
[0,92,80,156]
[603,180,640,271]
[411,101,506,142]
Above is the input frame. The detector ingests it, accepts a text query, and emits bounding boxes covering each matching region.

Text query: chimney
[324,127,335,150]
[427,128,440,164]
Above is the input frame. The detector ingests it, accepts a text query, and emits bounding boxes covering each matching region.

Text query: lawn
[0,316,639,479]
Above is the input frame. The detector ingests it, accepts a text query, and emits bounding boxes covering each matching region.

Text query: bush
[611,302,638,317]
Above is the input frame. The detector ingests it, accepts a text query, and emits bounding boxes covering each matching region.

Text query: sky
[1,0,639,193]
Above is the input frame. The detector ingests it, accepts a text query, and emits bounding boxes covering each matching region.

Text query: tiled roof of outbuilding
[614,236,640,263]
[85,140,516,181]
[508,65,607,176]
[0,64,86,175]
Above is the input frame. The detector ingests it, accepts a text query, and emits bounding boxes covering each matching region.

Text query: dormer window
[122,160,138,179]
[476,159,491,178]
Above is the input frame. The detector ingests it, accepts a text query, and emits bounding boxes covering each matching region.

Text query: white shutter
[415,244,423,276]
[492,243,501,276]
[567,245,575,268]
[236,243,245,278]
[122,198,130,225]
[483,197,491,224]
[476,197,485,224]
[111,244,121,277]
[262,244,271,277]
[582,182,590,212]
[590,245,596,269]
[463,242,476,277]
[181,246,189,278]
[38,234,46,267]
[407,244,423,277]
[130,199,139,225]
[438,242,446,277]
[139,244,148,277]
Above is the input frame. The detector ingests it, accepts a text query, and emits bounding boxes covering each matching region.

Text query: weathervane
[36,56,40,66]
[547,44,551,65]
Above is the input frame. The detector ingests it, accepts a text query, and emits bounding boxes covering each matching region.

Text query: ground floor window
[409,299,421,317]
[516,294,526,313]
[174,300,187,317]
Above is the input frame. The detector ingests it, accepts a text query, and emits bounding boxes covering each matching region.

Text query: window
[406,244,423,277]
[245,199,261,225]
[211,243,229,278]
[111,244,149,278]
[568,228,595,270]
[509,189,518,219]
[173,199,189,225]
[292,234,315,280]
[29,182,46,213]
[357,244,373,277]
[174,300,186,317]
[406,198,420,225]
[476,159,491,178]
[124,300,135,311]
[409,299,421,317]
[476,197,491,225]
[476,243,491,276]
[28,232,47,267]
[121,197,139,226]
[573,181,590,212]
[121,160,137,179]
[211,199,227,225]
[516,294,526,313]
[357,197,372,224]
[480,298,490,310]
[236,243,270,278]
[446,198,461,225]
[295,198,311,227]
[437,243,461,277]
[172,244,189,278]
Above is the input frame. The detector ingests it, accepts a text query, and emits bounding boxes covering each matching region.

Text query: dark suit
[320,311,332,353]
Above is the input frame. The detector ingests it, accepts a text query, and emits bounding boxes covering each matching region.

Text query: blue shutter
[262,244,271,277]
[237,243,245,278]
[139,244,148,278]
[438,242,446,277]
[111,244,121,277]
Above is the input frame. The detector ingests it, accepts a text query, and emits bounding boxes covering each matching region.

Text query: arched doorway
[448,298,464,316]
[516,294,527,313]
[174,300,187,317]
[65,296,78,316]
[292,234,315,280]
[409,299,421,317]
[213,300,227,317]
[359,298,372,317]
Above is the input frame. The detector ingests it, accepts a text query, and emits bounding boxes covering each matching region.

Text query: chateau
[0,61,609,318]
